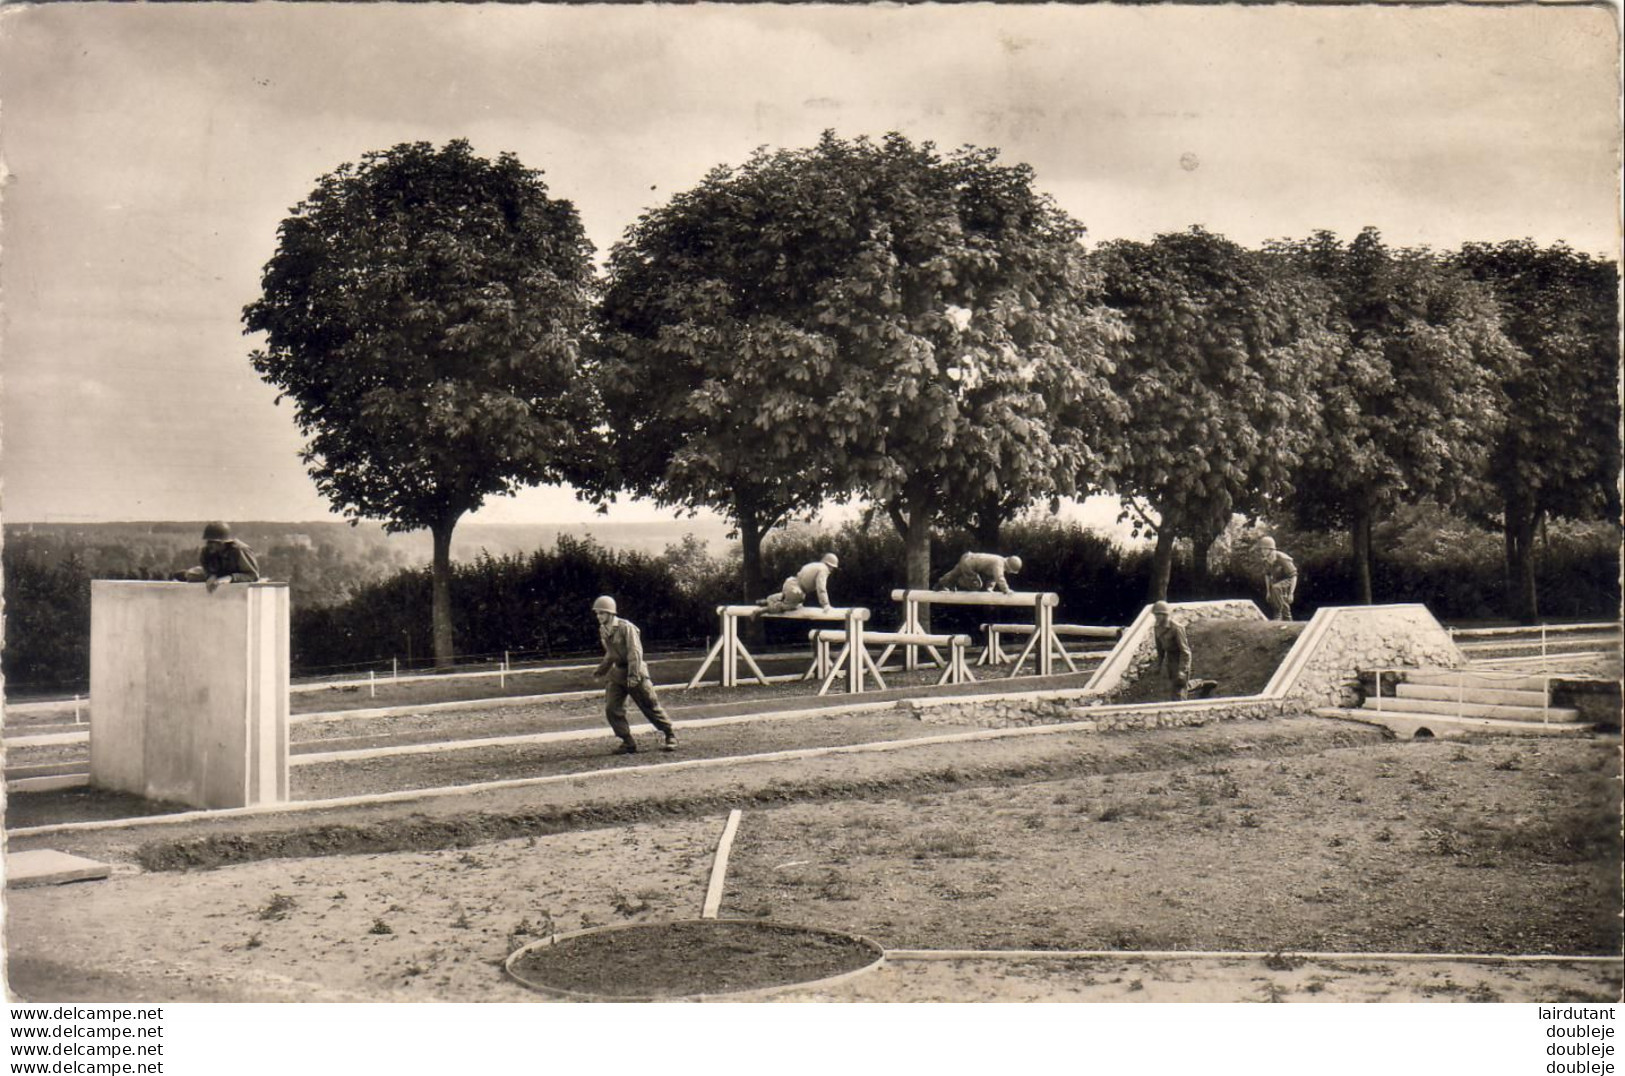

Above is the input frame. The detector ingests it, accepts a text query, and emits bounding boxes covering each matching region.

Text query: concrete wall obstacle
[89,581,289,810]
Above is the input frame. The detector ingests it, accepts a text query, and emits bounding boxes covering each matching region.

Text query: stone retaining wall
[903,693,1286,732]
[1271,604,1464,710]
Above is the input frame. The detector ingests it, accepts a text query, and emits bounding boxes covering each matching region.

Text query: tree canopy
[1453,239,1621,621]
[243,139,597,664]
[1095,227,1340,599]
[597,131,1124,595]
[1271,229,1513,603]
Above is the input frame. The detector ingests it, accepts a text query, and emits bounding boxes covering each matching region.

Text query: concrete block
[90,581,289,810]
[7,849,112,888]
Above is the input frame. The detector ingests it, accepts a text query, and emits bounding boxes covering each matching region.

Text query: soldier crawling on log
[936,552,1023,594]
[753,553,840,615]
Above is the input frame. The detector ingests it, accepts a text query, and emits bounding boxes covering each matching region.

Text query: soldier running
[591,596,677,755]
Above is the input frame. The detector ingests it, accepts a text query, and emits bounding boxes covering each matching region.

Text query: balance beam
[978,623,1122,669]
[889,589,1064,678]
[687,605,870,691]
[810,628,976,696]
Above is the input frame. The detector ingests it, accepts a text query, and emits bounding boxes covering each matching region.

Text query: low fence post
[369,670,376,698]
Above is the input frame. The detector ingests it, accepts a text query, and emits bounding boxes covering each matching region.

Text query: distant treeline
[5,508,1615,694]
[279,509,1623,677]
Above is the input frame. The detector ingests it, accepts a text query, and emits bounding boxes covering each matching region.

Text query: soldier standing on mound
[936,552,1023,593]
[591,596,678,755]
[172,521,261,592]
[1257,537,1299,621]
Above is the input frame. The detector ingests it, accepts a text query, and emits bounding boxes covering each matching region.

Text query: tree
[1095,228,1340,600]
[596,132,1124,601]
[243,140,597,667]
[1453,240,1621,622]
[1271,229,1512,603]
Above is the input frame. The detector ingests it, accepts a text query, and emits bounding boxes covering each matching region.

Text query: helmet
[1257,536,1276,551]
[821,553,840,569]
[1151,601,1172,615]
[1005,555,1023,573]
[591,595,617,614]
[202,521,231,541]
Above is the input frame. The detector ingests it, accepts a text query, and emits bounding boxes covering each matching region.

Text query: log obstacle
[687,605,870,692]
[891,589,1064,679]
[977,623,1122,671]
[810,629,976,696]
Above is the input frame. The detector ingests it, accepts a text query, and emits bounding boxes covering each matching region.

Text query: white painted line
[6,730,90,748]
[288,674,806,726]
[701,809,743,919]
[885,948,1621,965]
[290,700,900,766]
[7,715,1123,839]
[8,774,91,793]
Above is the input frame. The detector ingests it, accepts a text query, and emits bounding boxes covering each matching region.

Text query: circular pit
[505,918,885,1001]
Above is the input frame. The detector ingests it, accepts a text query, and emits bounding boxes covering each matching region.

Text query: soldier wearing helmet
[592,595,677,755]
[1150,600,1192,700]
[172,521,261,592]
[936,552,1023,594]
[755,552,840,615]
[1256,536,1298,621]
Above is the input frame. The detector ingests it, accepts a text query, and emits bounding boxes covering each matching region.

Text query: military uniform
[174,538,261,584]
[1153,615,1192,700]
[595,616,675,750]
[937,552,1017,593]
[758,560,834,613]
[1263,551,1298,621]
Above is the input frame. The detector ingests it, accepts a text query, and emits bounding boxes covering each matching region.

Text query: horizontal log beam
[890,589,1058,607]
[981,623,1121,639]
[812,629,971,647]
[717,605,870,621]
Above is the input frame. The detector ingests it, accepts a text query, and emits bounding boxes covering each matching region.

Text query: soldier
[172,521,261,592]
[1258,537,1299,621]
[1151,601,1192,701]
[755,553,839,614]
[936,552,1023,594]
[591,596,677,755]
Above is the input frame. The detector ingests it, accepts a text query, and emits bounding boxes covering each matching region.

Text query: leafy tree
[596,132,1124,601]
[1095,227,1340,600]
[243,140,597,666]
[1453,240,1621,622]
[1270,229,1512,603]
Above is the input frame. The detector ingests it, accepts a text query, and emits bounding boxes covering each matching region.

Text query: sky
[0,3,1618,526]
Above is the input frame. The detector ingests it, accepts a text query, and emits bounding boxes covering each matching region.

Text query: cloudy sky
[1,3,1617,525]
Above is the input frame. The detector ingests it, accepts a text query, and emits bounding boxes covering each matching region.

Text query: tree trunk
[1148,527,1175,603]
[1505,502,1541,624]
[1351,502,1374,605]
[901,479,936,630]
[737,508,767,646]
[972,491,1004,549]
[429,512,464,670]
[738,512,765,605]
[1190,533,1214,597]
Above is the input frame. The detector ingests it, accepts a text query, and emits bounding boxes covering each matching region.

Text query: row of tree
[242,135,1619,666]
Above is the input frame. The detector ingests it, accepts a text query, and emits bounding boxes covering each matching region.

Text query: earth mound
[1113,618,1306,704]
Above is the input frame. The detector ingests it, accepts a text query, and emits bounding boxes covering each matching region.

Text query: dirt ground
[5,720,1619,1003]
